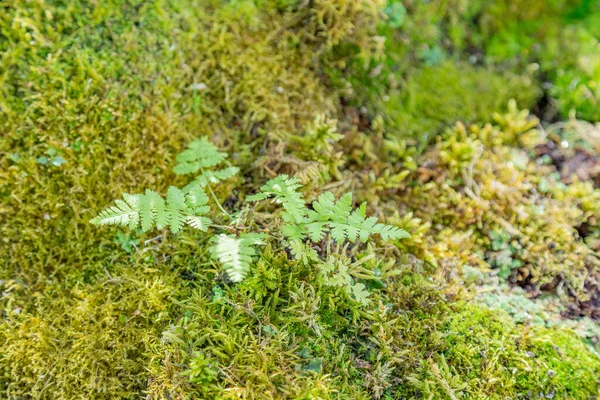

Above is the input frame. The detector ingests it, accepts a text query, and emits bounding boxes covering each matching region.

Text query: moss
[381,62,540,143]
[0,0,380,397]
[391,104,600,304]
[1,0,600,398]
[479,0,600,121]
[0,265,177,398]
[418,305,600,399]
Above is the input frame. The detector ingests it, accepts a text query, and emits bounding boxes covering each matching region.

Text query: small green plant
[114,231,139,254]
[90,185,212,233]
[91,138,409,301]
[172,137,239,189]
[210,233,267,282]
[182,352,218,386]
[487,229,523,280]
[247,175,410,304]
[36,147,66,167]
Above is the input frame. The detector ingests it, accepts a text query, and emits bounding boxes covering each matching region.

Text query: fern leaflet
[189,166,240,187]
[247,175,307,224]
[173,138,228,175]
[329,203,410,242]
[306,193,410,243]
[90,185,212,233]
[211,233,267,282]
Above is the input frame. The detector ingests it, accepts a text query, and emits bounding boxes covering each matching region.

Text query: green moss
[381,62,540,143]
[0,265,178,398]
[0,0,381,397]
[425,305,600,399]
[1,0,600,398]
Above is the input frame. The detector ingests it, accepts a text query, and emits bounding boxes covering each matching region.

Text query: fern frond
[184,185,210,212]
[307,192,352,223]
[316,257,371,304]
[91,194,141,229]
[289,239,319,265]
[305,193,408,243]
[191,166,239,187]
[306,222,327,242]
[91,184,213,233]
[186,216,212,231]
[349,283,370,305]
[166,186,187,233]
[210,233,266,282]
[247,175,307,224]
[173,138,228,175]
[330,204,410,243]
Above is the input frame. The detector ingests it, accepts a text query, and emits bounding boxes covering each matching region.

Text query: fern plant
[210,233,267,282]
[91,139,410,304]
[91,139,261,282]
[248,175,410,304]
[173,137,239,189]
[248,175,409,243]
[90,185,212,233]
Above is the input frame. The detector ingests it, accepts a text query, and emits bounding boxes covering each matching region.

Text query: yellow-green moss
[393,104,600,303]
[382,62,540,143]
[1,0,600,399]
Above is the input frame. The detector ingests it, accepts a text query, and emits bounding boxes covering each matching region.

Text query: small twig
[144,234,164,245]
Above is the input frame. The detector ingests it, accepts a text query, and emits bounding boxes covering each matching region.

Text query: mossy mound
[1,0,600,399]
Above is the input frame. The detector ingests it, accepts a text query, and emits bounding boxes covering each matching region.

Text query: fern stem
[200,167,232,219]
[208,184,232,219]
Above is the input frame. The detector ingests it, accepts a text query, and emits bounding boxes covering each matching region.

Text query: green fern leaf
[247,175,307,224]
[349,283,370,305]
[211,233,266,282]
[186,216,212,231]
[329,205,410,243]
[289,239,319,264]
[166,186,188,233]
[330,223,348,243]
[192,167,239,187]
[139,189,165,231]
[281,223,306,241]
[332,193,353,222]
[91,184,212,234]
[372,224,411,241]
[306,222,327,242]
[147,189,168,230]
[90,194,140,228]
[138,194,153,232]
[184,184,210,215]
[173,138,228,175]
[248,176,409,246]
[309,192,336,221]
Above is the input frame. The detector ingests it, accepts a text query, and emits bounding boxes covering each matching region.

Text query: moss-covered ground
[1,0,600,398]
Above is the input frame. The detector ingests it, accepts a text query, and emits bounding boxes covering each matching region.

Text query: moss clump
[392,103,600,305]
[1,0,600,398]
[382,62,540,143]
[0,0,381,397]
[0,265,178,398]
[406,304,600,399]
